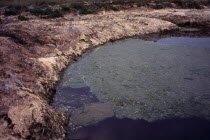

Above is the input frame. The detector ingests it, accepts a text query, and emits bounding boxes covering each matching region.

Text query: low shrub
[188,0,202,9]
[61,6,70,12]
[4,5,24,16]
[4,9,20,16]
[137,2,147,7]
[14,5,22,10]
[7,5,13,9]
[18,15,29,21]
[29,7,63,18]
[29,8,45,16]
[94,2,108,8]
[109,5,119,11]
[129,3,134,8]
[44,8,54,15]
[0,31,27,45]
[71,3,93,15]
[173,0,202,9]
[38,1,47,6]
[47,9,63,18]
[71,3,85,10]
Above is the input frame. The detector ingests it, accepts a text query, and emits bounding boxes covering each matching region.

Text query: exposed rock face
[8,97,68,139]
[0,7,210,139]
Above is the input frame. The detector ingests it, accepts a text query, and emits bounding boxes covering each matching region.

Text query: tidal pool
[52,36,210,139]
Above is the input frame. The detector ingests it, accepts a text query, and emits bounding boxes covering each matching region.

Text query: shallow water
[53,37,210,119]
[67,117,210,140]
[52,36,210,139]
[157,37,210,48]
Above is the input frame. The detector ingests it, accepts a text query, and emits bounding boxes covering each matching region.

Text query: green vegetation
[0,31,27,45]
[184,0,203,9]
[47,9,63,18]
[71,3,86,10]
[94,2,108,8]
[79,8,91,15]
[61,5,70,12]
[4,5,24,16]
[1,1,146,17]
[29,8,45,16]
[172,0,203,9]
[109,5,119,11]
[18,15,29,20]
[70,2,120,13]
[4,8,20,16]
[29,7,63,18]
[137,1,148,7]
[2,0,207,18]
[70,3,93,15]
[0,0,60,7]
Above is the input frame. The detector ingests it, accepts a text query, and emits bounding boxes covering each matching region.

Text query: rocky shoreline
[0,6,210,139]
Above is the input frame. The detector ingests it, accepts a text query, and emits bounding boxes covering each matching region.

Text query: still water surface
[52,37,210,139]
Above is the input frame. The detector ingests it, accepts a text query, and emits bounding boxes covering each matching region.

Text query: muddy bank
[0,7,210,139]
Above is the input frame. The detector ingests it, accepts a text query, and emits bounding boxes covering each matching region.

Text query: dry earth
[0,7,210,139]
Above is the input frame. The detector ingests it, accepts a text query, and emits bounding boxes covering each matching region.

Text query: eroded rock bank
[0,7,210,139]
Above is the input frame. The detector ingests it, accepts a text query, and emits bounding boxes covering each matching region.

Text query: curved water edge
[2,6,210,139]
[52,33,210,139]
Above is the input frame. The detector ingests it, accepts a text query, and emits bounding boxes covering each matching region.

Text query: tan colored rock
[8,97,68,139]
